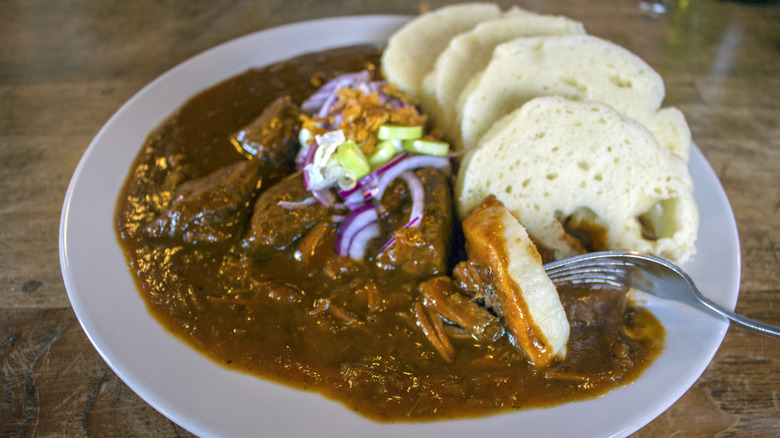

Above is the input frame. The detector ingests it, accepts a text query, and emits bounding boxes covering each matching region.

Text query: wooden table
[2,0,778,436]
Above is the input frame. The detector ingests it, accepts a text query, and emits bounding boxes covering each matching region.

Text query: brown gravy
[115,45,664,422]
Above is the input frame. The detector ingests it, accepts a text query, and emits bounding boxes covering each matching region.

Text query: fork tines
[545,258,637,287]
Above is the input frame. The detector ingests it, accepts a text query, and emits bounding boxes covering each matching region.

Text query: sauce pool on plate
[115,44,664,422]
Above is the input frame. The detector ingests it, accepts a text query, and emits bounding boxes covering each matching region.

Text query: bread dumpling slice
[421,13,586,133]
[456,96,699,263]
[457,34,691,161]
[380,2,502,102]
[461,195,570,368]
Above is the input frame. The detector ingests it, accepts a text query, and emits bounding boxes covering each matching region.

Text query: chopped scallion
[337,140,371,180]
[377,124,423,141]
[403,139,449,156]
[368,140,398,168]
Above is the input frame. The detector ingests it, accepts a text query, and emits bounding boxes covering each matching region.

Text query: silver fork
[544,251,780,339]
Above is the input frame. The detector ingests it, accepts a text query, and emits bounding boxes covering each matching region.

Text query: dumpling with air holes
[456,34,691,161]
[380,2,503,102]
[455,96,698,263]
[420,12,586,135]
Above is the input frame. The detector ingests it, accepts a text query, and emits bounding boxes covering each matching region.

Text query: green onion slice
[402,139,449,156]
[377,124,423,141]
[367,140,398,168]
[337,140,371,180]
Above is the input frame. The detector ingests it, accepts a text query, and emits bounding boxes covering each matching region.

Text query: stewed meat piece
[231,96,300,171]
[418,276,504,342]
[241,171,331,258]
[371,167,452,277]
[144,159,262,244]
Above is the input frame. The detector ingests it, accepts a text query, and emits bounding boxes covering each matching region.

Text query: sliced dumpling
[380,2,502,102]
[421,13,585,133]
[456,96,698,263]
[461,195,570,367]
[457,34,691,161]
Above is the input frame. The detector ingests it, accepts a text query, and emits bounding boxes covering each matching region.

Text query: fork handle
[694,291,780,339]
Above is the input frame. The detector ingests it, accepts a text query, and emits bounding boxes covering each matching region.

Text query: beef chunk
[242,171,331,258]
[144,159,261,244]
[371,167,452,277]
[231,96,300,168]
[452,260,502,312]
[559,285,628,327]
[418,276,504,343]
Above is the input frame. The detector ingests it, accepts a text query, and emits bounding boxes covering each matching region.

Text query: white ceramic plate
[60,15,740,438]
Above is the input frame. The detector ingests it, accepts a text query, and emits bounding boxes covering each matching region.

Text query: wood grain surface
[1,0,778,436]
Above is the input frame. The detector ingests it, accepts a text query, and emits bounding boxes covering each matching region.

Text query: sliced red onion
[446,149,464,159]
[311,188,335,207]
[369,80,387,93]
[331,113,345,129]
[404,213,421,229]
[379,235,395,252]
[352,70,372,87]
[355,81,371,96]
[398,170,424,229]
[376,172,424,253]
[301,70,372,116]
[372,199,386,215]
[277,197,316,210]
[337,169,382,202]
[335,204,378,256]
[388,97,414,110]
[338,188,365,206]
[348,221,380,260]
[316,88,342,119]
[367,150,409,179]
[302,71,364,111]
[372,154,450,201]
[295,154,307,171]
[337,153,450,207]
[295,146,309,170]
